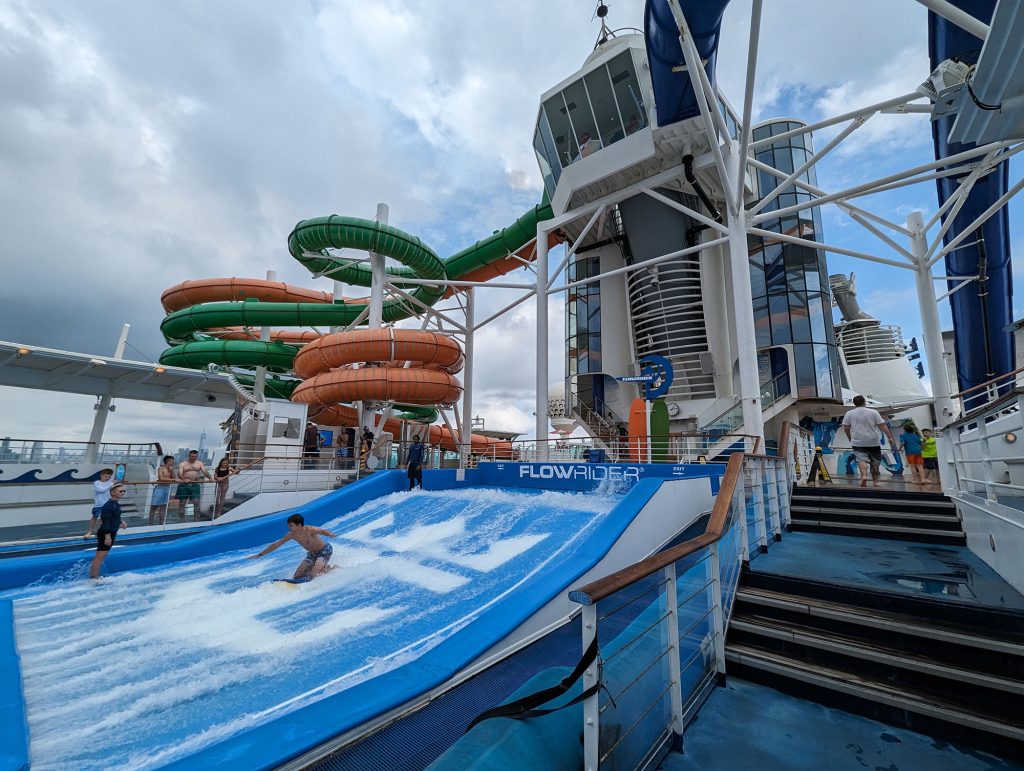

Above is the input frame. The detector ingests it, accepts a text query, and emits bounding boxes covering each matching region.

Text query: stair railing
[567,450,792,770]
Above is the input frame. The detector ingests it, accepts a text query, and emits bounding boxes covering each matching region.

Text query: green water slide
[159,202,554,375]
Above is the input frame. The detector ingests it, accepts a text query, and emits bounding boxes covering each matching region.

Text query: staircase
[726,568,1024,759]
[722,484,1024,759]
[789,486,965,545]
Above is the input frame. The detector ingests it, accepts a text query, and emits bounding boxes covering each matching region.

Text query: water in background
[9,486,620,770]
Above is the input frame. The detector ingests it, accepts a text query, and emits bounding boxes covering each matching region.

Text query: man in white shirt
[842,395,898,487]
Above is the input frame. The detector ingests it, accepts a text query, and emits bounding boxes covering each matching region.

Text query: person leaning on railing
[150,455,176,525]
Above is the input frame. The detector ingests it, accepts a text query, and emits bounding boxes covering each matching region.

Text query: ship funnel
[829,273,875,323]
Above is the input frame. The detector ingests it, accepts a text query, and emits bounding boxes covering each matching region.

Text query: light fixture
[16,347,30,356]
[89,358,107,367]
[1004,432,1018,444]
[154,366,166,374]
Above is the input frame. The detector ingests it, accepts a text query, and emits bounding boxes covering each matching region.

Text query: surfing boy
[249,513,337,581]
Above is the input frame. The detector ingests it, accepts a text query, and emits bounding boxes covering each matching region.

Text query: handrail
[945,385,1024,430]
[569,453,745,605]
[949,365,1024,400]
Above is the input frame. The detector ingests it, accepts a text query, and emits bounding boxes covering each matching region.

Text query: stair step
[725,644,1024,743]
[792,487,951,504]
[729,616,1024,697]
[791,494,955,514]
[734,587,1024,656]
[740,571,1024,638]
[790,505,959,521]
[788,519,966,544]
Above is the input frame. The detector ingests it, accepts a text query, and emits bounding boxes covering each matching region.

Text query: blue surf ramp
[3,469,716,770]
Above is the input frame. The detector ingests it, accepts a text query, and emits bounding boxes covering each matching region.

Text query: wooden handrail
[569,453,746,606]
[949,364,1024,400]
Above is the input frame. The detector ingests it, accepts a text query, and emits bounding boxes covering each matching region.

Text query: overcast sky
[0,0,1020,451]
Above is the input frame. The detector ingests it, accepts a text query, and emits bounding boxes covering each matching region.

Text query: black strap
[466,637,601,732]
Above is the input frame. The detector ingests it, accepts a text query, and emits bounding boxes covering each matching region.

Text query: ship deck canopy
[0,340,239,408]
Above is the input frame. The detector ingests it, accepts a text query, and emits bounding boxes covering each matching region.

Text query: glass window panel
[778,192,799,210]
[814,344,833,398]
[749,263,766,298]
[753,125,771,141]
[533,147,555,199]
[584,67,624,147]
[809,294,827,342]
[785,248,810,292]
[562,78,600,161]
[608,51,647,136]
[806,261,821,291]
[770,122,788,137]
[774,149,794,174]
[790,292,811,342]
[753,295,771,346]
[769,294,791,344]
[794,344,816,397]
[533,109,561,188]
[764,243,786,294]
[543,94,578,168]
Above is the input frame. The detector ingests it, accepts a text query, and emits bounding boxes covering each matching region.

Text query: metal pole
[369,203,389,328]
[914,0,989,40]
[253,269,277,404]
[664,563,684,741]
[461,288,475,469]
[536,224,550,460]
[581,603,599,771]
[85,323,131,463]
[907,212,957,425]
[726,150,765,449]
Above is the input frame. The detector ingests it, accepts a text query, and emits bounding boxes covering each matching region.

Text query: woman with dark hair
[213,457,235,518]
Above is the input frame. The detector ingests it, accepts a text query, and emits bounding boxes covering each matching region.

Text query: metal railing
[565,429,800,770]
[944,386,1024,501]
[700,370,793,436]
[0,439,160,464]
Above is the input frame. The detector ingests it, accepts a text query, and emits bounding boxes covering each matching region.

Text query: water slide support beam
[369,204,388,329]
[668,0,735,216]
[746,227,915,271]
[908,211,957,426]
[85,323,130,463]
[733,0,763,214]
[535,224,550,460]
[929,175,1024,266]
[914,0,989,40]
[727,149,764,448]
[461,288,475,468]
[252,270,276,404]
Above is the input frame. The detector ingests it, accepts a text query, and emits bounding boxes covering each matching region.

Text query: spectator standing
[176,450,213,521]
[841,395,898,487]
[361,426,375,467]
[898,424,925,486]
[302,422,321,470]
[84,468,115,539]
[90,483,127,579]
[150,455,176,525]
[213,457,236,518]
[406,435,425,491]
[921,429,940,486]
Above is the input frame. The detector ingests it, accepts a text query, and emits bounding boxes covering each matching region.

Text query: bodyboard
[649,399,670,464]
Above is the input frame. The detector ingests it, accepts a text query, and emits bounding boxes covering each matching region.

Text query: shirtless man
[175,449,213,521]
[249,513,337,580]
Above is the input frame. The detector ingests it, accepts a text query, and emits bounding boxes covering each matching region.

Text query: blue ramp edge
[0,600,29,771]
[161,476,670,770]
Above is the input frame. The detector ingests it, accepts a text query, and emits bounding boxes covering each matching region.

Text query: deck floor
[660,678,1024,771]
[748,531,1024,611]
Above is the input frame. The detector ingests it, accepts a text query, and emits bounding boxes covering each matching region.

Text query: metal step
[733,587,1024,656]
[789,506,962,529]
[725,644,1024,743]
[788,518,966,544]
[729,616,1024,697]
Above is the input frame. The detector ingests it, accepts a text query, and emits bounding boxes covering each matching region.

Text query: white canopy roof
[0,340,240,408]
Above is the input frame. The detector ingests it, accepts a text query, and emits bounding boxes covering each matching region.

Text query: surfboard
[273,577,311,585]
[649,399,670,464]
[627,397,648,463]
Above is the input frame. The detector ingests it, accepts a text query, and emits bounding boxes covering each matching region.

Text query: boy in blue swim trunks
[249,513,337,580]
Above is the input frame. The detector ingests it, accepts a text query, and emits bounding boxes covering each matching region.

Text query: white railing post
[977,417,997,501]
[708,542,726,675]
[582,603,599,771]
[664,563,684,740]
[778,458,792,528]
[765,460,780,538]
[735,474,749,558]
[752,461,766,550]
